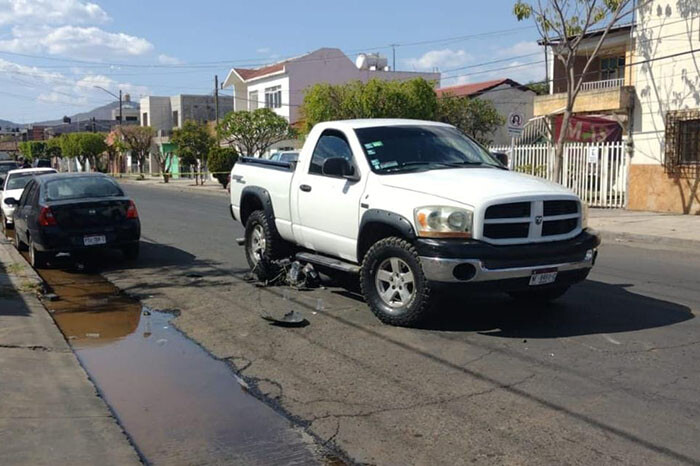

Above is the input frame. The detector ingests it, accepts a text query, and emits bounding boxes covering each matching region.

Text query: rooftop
[435,78,529,98]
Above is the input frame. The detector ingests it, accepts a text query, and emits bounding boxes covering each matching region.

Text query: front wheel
[508,285,570,304]
[360,237,434,327]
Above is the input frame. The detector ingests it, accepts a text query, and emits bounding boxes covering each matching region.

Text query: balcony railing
[581,78,624,91]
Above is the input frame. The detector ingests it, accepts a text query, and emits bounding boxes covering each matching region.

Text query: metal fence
[490,142,628,208]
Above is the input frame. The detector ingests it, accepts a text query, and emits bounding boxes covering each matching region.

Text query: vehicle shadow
[419,279,694,338]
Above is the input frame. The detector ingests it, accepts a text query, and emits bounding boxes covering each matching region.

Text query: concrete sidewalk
[117,176,227,197]
[0,240,140,465]
[589,209,700,248]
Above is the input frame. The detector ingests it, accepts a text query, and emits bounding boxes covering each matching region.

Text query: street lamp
[93,86,122,126]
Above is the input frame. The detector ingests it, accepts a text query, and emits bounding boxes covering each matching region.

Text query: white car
[229,119,600,326]
[1,167,57,229]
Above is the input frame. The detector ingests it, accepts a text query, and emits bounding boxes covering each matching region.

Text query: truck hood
[377,167,574,205]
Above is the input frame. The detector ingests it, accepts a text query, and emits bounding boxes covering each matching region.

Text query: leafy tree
[171,120,214,185]
[218,108,294,159]
[437,96,505,146]
[526,80,549,95]
[300,78,438,133]
[514,0,635,182]
[46,138,62,159]
[59,133,81,167]
[105,130,126,175]
[18,141,46,162]
[118,126,154,175]
[208,146,239,187]
[78,133,107,172]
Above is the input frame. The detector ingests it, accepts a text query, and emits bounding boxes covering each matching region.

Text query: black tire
[244,210,286,281]
[29,239,48,269]
[122,243,140,261]
[508,285,570,304]
[1,214,6,236]
[360,237,433,326]
[14,227,27,251]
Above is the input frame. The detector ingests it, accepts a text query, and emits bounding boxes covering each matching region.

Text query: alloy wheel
[374,257,416,308]
[248,224,266,265]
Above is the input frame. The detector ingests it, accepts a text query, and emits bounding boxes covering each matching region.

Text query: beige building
[534,2,699,214]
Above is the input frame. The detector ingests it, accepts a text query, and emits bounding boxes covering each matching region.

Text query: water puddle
[28,258,332,465]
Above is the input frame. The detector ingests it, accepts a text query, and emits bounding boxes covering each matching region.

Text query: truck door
[292,129,366,262]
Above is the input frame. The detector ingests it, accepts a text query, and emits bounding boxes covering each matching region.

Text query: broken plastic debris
[186,272,203,278]
[143,309,151,316]
[157,338,168,346]
[260,310,308,327]
[43,293,59,301]
[85,332,100,338]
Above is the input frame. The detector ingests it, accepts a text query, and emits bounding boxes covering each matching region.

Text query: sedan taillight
[126,200,139,219]
[38,206,57,226]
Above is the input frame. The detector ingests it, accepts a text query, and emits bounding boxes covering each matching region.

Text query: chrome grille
[482,199,581,242]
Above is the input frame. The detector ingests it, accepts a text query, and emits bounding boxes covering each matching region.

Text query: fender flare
[357,209,416,260]
[240,186,275,225]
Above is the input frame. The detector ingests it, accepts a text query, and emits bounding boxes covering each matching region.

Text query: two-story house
[221,47,441,127]
[534,1,699,214]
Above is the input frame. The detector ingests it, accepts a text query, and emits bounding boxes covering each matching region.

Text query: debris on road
[261,310,308,327]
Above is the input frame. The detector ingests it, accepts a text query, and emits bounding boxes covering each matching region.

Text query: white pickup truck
[229,119,600,326]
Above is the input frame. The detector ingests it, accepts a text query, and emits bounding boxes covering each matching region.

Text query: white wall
[245,76,291,121]
[631,1,700,165]
[478,84,536,146]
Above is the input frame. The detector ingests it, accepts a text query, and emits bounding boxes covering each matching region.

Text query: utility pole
[214,75,220,127]
[390,44,397,71]
[119,89,123,127]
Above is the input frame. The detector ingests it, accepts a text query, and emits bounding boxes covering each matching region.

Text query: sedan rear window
[45,177,123,201]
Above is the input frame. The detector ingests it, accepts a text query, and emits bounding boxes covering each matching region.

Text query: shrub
[208,146,239,187]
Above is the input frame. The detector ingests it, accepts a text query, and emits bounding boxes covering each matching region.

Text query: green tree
[105,130,127,176]
[207,146,239,187]
[436,96,505,146]
[514,0,634,182]
[300,78,438,133]
[218,108,294,158]
[171,120,213,185]
[46,138,62,159]
[78,133,107,172]
[18,141,47,162]
[118,126,154,175]
[526,80,549,95]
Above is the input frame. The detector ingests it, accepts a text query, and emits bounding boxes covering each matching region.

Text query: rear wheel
[244,210,286,281]
[29,239,49,269]
[360,237,433,327]
[508,286,570,304]
[14,227,27,251]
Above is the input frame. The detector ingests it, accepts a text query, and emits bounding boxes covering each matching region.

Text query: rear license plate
[83,235,106,246]
[529,268,557,286]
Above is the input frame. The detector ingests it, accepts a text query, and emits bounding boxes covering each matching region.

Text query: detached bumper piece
[417,230,600,287]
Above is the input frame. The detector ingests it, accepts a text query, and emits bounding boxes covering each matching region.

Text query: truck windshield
[354,125,502,174]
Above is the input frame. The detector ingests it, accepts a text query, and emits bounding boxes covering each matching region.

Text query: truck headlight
[414,206,473,238]
[581,202,589,229]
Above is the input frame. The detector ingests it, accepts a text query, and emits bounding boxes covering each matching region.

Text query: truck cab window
[309,130,353,175]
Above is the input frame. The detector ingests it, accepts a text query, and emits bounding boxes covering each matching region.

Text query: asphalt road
[106,182,700,465]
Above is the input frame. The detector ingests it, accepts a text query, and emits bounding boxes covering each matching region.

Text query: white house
[221,48,441,126]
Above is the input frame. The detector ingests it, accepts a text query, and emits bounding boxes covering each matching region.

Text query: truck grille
[482,199,581,243]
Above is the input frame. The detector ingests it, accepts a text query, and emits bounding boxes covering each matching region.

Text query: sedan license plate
[529,268,557,286]
[83,235,106,246]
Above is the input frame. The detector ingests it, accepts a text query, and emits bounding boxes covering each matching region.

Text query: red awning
[555,115,622,142]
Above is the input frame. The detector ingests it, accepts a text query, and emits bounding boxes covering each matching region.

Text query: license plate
[83,235,106,246]
[529,268,557,286]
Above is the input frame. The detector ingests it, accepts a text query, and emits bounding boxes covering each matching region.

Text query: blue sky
[0,0,546,123]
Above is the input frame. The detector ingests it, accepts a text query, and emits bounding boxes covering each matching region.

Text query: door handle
[299,184,312,192]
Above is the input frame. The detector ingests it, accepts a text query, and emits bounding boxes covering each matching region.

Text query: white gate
[490,142,628,208]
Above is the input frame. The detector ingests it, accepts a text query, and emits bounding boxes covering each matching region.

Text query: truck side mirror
[322,157,360,181]
[491,152,509,168]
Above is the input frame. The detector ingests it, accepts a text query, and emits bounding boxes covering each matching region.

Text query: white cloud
[0,58,64,84]
[497,41,542,58]
[0,25,154,59]
[404,49,472,72]
[157,54,182,65]
[0,0,109,26]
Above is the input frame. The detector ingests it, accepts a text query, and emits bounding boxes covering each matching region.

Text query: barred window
[665,109,700,170]
[678,119,700,163]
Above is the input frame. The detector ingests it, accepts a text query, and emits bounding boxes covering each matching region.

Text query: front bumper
[418,230,600,284]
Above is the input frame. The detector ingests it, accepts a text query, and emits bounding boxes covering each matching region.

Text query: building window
[264,86,282,109]
[665,109,700,170]
[142,112,148,126]
[600,56,625,81]
[249,91,258,110]
[172,110,179,127]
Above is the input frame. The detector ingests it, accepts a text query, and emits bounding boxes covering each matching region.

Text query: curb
[597,229,699,249]
[0,237,43,290]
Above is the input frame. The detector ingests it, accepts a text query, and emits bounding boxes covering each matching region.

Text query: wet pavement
[8,231,331,465]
